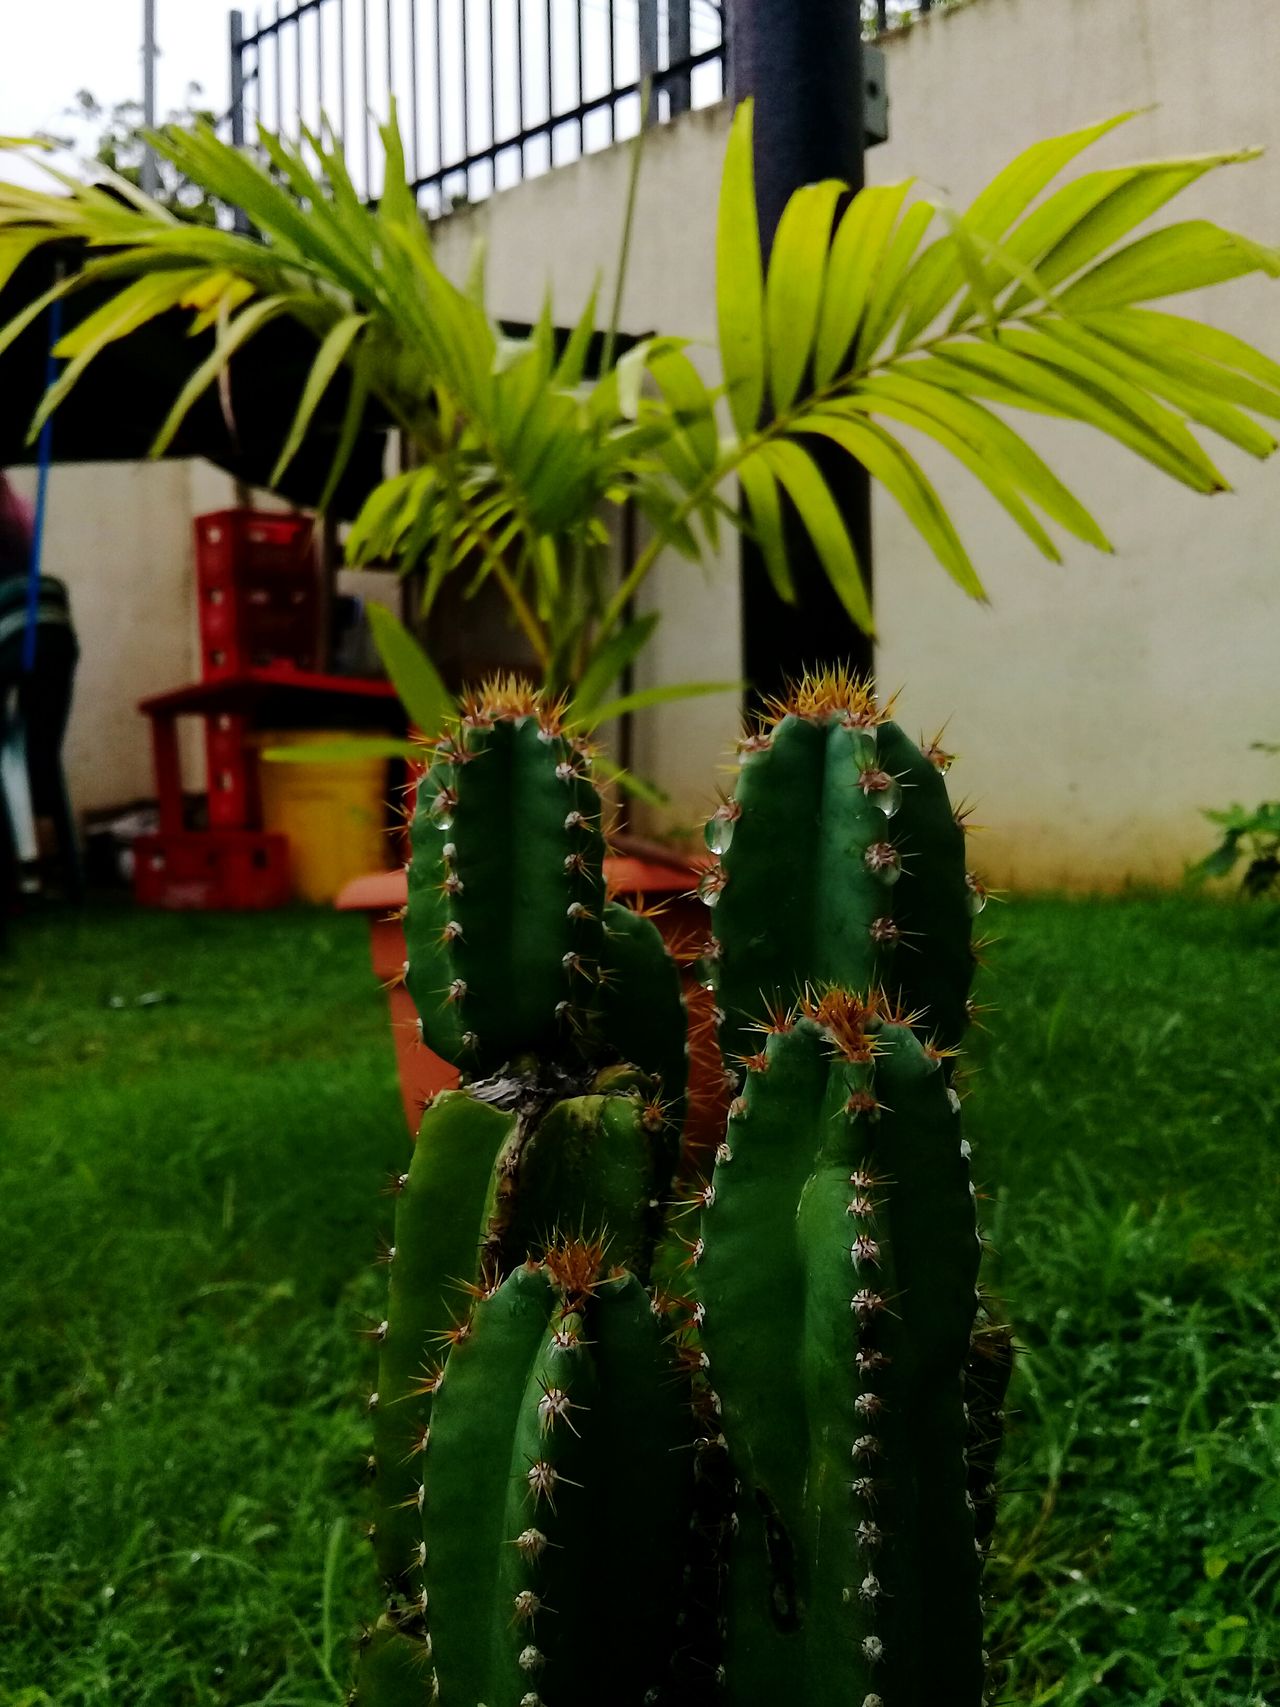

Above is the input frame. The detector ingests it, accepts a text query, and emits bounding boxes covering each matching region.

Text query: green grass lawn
[1,898,1277,1706]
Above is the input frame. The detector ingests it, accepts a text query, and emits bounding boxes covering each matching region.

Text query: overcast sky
[2,0,231,185]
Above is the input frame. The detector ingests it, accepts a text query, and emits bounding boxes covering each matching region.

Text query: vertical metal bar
[230,11,251,230]
[316,0,324,127]
[575,0,584,152]
[386,0,395,142]
[488,0,497,189]
[461,0,472,190]
[545,0,554,162]
[141,0,158,195]
[876,1,889,29]
[274,2,284,134]
[253,9,263,140]
[920,0,933,11]
[637,0,659,126]
[361,0,372,194]
[295,1,304,143]
[409,0,422,180]
[434,0,446,189]
[515,0,526,172]
[339,0,348,143]
[230,12,247,145]
[668,0,691,116]
[606,0,615,140]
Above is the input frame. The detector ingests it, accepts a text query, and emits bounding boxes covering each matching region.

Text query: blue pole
[22,294,62,674]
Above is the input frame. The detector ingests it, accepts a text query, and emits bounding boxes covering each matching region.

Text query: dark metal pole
[230,12,247,146]
[141,0,159,196]
[637,0,659,126]
[668,0,692,118]
[731,0,874,704]
[229,12,252,233]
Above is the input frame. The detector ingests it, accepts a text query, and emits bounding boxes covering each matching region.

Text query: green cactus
[404,682,610,1078]
[358,680,692,1703]
[358,674,1008,1707]
[693,994,987,1706]
[423,1248,692,1706]
[707,670,979,1067]
[366,1090,516,1612]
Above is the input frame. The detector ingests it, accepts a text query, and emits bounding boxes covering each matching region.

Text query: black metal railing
[227,0,943,213]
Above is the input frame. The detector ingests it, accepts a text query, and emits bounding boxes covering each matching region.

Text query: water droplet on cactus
[864,842,902,884]
[924,732,954,773]
[966,872,988,914]
[703,803,739,854]
[428,788,457,830]
[859,768,902,817]
[698,866,728,907]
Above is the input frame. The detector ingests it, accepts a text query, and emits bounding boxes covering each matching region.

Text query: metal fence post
[141,0,159,197]
[637,0,660,125]
[730,0,874,701]
[668,0,692,117]
[228,11,250,232]
[229,11,246,147]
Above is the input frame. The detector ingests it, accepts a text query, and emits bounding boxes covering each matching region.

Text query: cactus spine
[358,672,1009,1707]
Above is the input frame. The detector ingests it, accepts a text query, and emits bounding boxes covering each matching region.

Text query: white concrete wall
[7,460,404,822]
[8,459,233,816]
[433,0,1280,888]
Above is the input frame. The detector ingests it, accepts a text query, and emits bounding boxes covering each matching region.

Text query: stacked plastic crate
[133,511,317,909]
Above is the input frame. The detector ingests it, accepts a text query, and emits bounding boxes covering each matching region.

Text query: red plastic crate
[195,510,318,679]
[204,711,259,829]
[133,831,292,910]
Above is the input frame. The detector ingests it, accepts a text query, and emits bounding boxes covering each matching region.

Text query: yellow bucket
[257,730,391,903]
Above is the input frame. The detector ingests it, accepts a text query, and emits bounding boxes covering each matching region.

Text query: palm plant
[2,101,1279,742]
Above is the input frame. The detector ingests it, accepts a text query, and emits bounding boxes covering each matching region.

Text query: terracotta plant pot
[335,838,730,1163]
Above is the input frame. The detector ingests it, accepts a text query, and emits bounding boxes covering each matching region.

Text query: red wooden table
[139,665,402,834]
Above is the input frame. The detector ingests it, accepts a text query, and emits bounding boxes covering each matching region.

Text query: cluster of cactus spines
[704,669,981,1069]
[359,671,1010,1706]
[693,991,989,1706]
